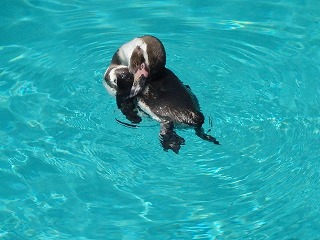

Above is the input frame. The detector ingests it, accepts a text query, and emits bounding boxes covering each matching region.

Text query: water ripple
[1,0,320,239]
[24,0,81,13]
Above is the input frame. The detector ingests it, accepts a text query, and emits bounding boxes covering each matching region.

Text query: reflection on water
[1,0,320,239]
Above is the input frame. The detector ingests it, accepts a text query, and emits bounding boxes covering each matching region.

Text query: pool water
[1,0,320,239]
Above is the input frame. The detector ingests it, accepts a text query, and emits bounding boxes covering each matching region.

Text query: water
[1,0,320,239]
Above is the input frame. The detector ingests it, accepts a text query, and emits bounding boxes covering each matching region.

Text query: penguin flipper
[116,94,141,124]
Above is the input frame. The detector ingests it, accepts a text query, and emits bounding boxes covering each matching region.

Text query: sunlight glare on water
[1,0,320,239]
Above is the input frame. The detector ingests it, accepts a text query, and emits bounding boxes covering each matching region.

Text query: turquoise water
[1,0,320,239]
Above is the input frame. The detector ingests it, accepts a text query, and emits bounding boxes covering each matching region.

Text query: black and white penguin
[104,35,166,98]
[104,66,142,124]
[104,66,220,153]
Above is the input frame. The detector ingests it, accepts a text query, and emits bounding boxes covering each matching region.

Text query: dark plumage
[104,35,219,153]
[104,66,220,153]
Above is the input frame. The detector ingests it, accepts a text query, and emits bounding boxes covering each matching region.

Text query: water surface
[1,0,320,239]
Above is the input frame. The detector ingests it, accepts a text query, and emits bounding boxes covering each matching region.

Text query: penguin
[104,66,142,124]
[104,66,220,153]
[104,35,166,98]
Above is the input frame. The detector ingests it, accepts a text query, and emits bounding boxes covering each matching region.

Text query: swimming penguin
[104,66,220,153]
[104,35,166,98]
[104,66,142,124]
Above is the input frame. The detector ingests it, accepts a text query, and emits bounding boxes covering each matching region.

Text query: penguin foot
[195,127,220,145]
[160,131,185,154]
[160,121,185,154]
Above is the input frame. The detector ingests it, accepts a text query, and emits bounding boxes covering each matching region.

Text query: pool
[1,0,319,239]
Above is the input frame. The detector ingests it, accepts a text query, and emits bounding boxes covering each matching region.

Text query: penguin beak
[129,75,147,98]
[129,63,149,98]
